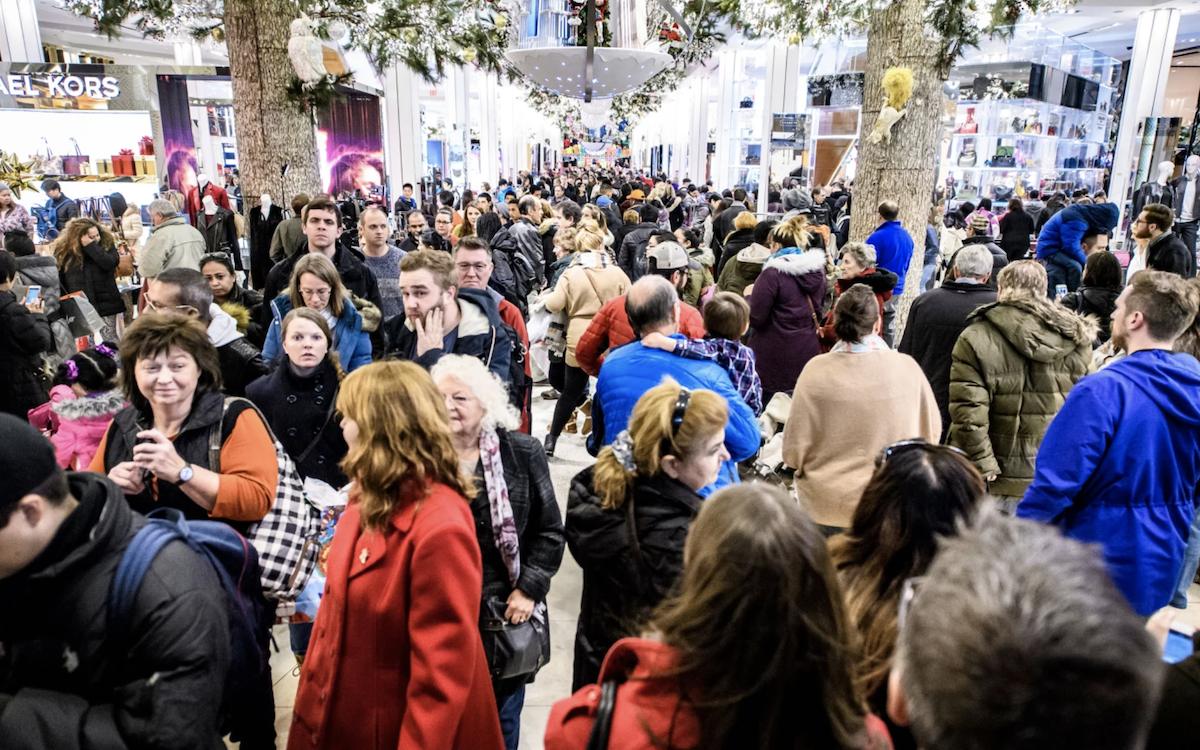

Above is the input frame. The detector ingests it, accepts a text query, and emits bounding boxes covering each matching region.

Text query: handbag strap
[293,388,338,465]
[585,680,620,750]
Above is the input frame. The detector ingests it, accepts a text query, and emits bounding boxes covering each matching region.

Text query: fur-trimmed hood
[52,388,126,421]
[763,249,828,276]
[968,295,1099,362]
[220,300,251,334]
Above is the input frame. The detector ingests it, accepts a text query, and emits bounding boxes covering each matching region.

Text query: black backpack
[500,320,532,422]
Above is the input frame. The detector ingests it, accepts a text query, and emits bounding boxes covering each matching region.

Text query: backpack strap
[108,507,189,636]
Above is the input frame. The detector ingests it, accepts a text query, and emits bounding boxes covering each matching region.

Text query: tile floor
[250,384,1200,750]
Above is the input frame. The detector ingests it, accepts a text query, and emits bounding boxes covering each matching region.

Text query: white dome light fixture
[578,96,613,129]
[507,47,672,100]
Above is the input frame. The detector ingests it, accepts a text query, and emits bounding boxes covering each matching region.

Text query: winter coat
[249,203,284,288]
[383,286,512,382]
[0,203,36,241]
[715,226,756,278]
[1147,650,1200,750]
[46,194,79,231]
[0,472,230,750]
[263,294,375,374]
[948,297,1097,497]
[288,485,506,750]
[897,279,998,434]
[866,221,914,296]
[540,219,559,272]
[951,236,1009,288]
[269,216,305,263]
[1060,285,1120,345]
[195,208,239,256]
[58,239,124,317]
[543,254,631,367]
[1019,350,1200,615]
[139,215,206,277]
[717,241,771,297]
[489,226,535,310]
[12,252,74,361]
[616,222,659,280]
[711,202,748,252]
[548,252,578,289]
[1035,194,1070,233]
[589,335,760,495]
[0,289,52,417]
[205,304,270,397]
[747,250,827,400]
[121,211,144,251]
[565,466,702,691]
[1023,198,1046,227]
[185,181,231,219]
[1035,202,1120,267]
[467,429,564,603]
[682,246,715,307]
[574,295,707,377]
[262,242,384,332]
[246,357,348,489]
[49,387,126,469]
[221,282,265,347]
[819,267,899,346]
[509,217,546,285]
[1145,230,1195,279]
[998,208,1035,261]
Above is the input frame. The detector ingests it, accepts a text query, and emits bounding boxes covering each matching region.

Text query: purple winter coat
[748,249,827,399]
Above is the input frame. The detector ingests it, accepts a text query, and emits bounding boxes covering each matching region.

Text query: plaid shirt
[674,336,763,416]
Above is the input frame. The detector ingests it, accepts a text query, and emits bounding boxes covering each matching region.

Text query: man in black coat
[617,204,663,280]
[0,416,231,749]
[949,214,1009,290]
[1136,203,1195,279]
[897,244,998,440]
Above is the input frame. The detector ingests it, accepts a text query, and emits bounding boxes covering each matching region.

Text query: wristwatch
[177,463,194,484]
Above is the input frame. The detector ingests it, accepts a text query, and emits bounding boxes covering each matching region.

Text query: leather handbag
[584,680,619,750]
[32,138,63,175]
[479,597,546,681]
[62,138,90,176]
[992,146,1016,168]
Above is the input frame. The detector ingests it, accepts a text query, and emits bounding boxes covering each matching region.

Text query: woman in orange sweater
[90,312,277,531]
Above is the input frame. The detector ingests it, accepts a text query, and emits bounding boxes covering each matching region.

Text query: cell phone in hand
[24,286,40,304]
[1164,622,1196,664]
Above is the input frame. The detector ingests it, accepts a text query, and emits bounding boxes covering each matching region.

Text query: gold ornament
[494,13,508,28]
[402,27,418,43]
[212,26,226,43]
[461,46,477,63]
[788,32,800,45]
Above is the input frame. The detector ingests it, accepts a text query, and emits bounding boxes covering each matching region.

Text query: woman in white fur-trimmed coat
[747,216,829,403]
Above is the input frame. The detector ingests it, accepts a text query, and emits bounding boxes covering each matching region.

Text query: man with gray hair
[888,511,1163,750]
[138,197,207,279]
[587,275,760,496]
[898,244,998,438]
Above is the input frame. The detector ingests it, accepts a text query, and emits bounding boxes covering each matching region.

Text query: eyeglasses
[875,439,968,469]
[300,288,332,299]
[144,298,197,314]
[671,387,692,435]
[456,262,490,273]
[897,576,926,631]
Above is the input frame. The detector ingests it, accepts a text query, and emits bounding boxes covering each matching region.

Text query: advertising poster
[317,91,385,201]
[157,75,199,197]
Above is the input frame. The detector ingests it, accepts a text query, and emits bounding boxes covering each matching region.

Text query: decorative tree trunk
[850,0,945,341]
[224,0,321,213]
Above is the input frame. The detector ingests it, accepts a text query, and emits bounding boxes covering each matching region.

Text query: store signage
[0,74,120,100]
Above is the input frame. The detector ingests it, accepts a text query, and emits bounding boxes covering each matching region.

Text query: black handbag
[585,680,619,750]
[479,596,548,681]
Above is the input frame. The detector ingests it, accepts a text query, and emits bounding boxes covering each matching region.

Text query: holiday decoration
[0,152,37,198]
[288,15,329,83]
[865,66,913,144]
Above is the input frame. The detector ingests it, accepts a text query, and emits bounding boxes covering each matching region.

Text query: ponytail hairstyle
[769,214,812,250]
[56,344,120,393]
[832,284,880,344]
[593,380,727,510]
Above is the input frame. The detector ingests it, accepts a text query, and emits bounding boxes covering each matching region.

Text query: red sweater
[575,295,706,377]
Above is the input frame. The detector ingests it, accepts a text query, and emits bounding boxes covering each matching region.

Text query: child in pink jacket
[27,345,124,469]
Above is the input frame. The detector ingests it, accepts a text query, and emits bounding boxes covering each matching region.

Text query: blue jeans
[498,685,525,750]
[1172,505,1200,608]
[1044,252,1083,296]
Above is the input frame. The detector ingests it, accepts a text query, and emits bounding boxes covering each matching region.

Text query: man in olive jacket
[948,260,1096,509]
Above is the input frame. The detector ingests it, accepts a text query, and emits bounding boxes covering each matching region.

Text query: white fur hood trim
[762,249,827,276]
[52,389,126,421]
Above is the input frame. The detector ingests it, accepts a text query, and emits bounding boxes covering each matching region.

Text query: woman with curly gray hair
[430,354,565,750]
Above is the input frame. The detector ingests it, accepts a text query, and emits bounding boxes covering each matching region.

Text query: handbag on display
[60,293,105,338]
[479,597,548,681]
[957,141,978,168]
[739,97,754,109]
[62,138,90,176]
[32,138,63,175]
[992,146,1016,168]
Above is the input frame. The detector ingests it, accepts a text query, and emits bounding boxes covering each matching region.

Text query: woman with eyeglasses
[783,284,941,536]
[830,440,985,750]
[547,483,895,750]
[565,381,730,691]
[200,252,264,346]
[262,253,375,373]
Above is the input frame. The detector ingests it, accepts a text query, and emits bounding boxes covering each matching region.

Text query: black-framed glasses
[875,439,968,469]
[671,387,692,435]
[897,576,926,631]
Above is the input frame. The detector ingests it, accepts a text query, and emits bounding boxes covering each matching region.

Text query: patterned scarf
[479,427,548,623]
[831,333,890,353]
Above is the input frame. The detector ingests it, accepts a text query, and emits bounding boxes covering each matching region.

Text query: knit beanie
[0,414,61,515]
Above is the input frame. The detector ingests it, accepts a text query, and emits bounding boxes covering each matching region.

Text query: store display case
[723,50,766,191]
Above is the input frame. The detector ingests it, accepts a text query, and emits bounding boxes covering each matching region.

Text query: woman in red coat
[545,483,894,750]
[289,360,505,750]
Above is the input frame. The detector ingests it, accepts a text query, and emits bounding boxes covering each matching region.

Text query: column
[0,0,43,63]
[383,64,426,202]
[497,83,519,180]
[173,40,204,66]
[760,41,800,211]
[1110,8,1180,238]
[441,66,470,190]
[478,72,502,190]
[712,49,737,190]
[685,74,711,184]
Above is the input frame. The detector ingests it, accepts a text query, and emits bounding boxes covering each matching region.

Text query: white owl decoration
[288,15,328,84]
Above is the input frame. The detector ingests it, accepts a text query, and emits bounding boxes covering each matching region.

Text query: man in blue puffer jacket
[1019,270,1200,615]
[588,276,760,496]
[1035,201,1119,295]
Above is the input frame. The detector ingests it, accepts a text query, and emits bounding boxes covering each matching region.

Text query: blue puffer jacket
[262,294,374,373]
[1018,350,1200,615]
[866,220,912,296]
[588,335,760,497]
[1034,202,1120,266]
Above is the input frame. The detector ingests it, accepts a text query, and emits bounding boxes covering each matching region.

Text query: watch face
[179,465,194,483]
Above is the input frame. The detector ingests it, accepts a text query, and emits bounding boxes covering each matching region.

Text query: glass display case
[724,50,766,191]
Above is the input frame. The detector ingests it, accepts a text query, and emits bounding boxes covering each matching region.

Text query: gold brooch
[359,548,370,564]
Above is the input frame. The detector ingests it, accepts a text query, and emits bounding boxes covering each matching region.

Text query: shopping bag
[60,293,105,337]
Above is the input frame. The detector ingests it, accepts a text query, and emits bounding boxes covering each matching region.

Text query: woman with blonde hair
[542,218,630,455]
[55,217,123,341]
[580,203,613,248]
[565,381,730,690]
[262,252,375,372]
[289,360,505,750]
[432,354,564,750]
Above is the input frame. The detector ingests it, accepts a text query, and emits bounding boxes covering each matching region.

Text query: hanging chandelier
[578,97,612,129]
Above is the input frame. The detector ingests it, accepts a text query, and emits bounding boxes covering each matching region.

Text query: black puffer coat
[0,289,52,417]
[565,465,702,692]
[716,226,757,277]
[58,239,124,317]
[1061,285,1120,346]
[0,472,230,750]
[246,357,347,490]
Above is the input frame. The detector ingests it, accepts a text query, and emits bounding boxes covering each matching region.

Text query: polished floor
[252,383,1200,750]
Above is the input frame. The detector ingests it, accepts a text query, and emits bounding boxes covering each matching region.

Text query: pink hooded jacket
[38,386,127,470]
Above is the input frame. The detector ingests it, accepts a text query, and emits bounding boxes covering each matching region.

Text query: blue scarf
[769,246,807,260]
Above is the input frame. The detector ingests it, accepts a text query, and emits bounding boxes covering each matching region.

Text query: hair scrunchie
[612,430,637,473]
[65,360,79,381]
[94,343,117,359]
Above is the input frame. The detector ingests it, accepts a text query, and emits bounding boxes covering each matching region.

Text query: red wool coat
[288,483,505,750]
[186,181,232,220]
